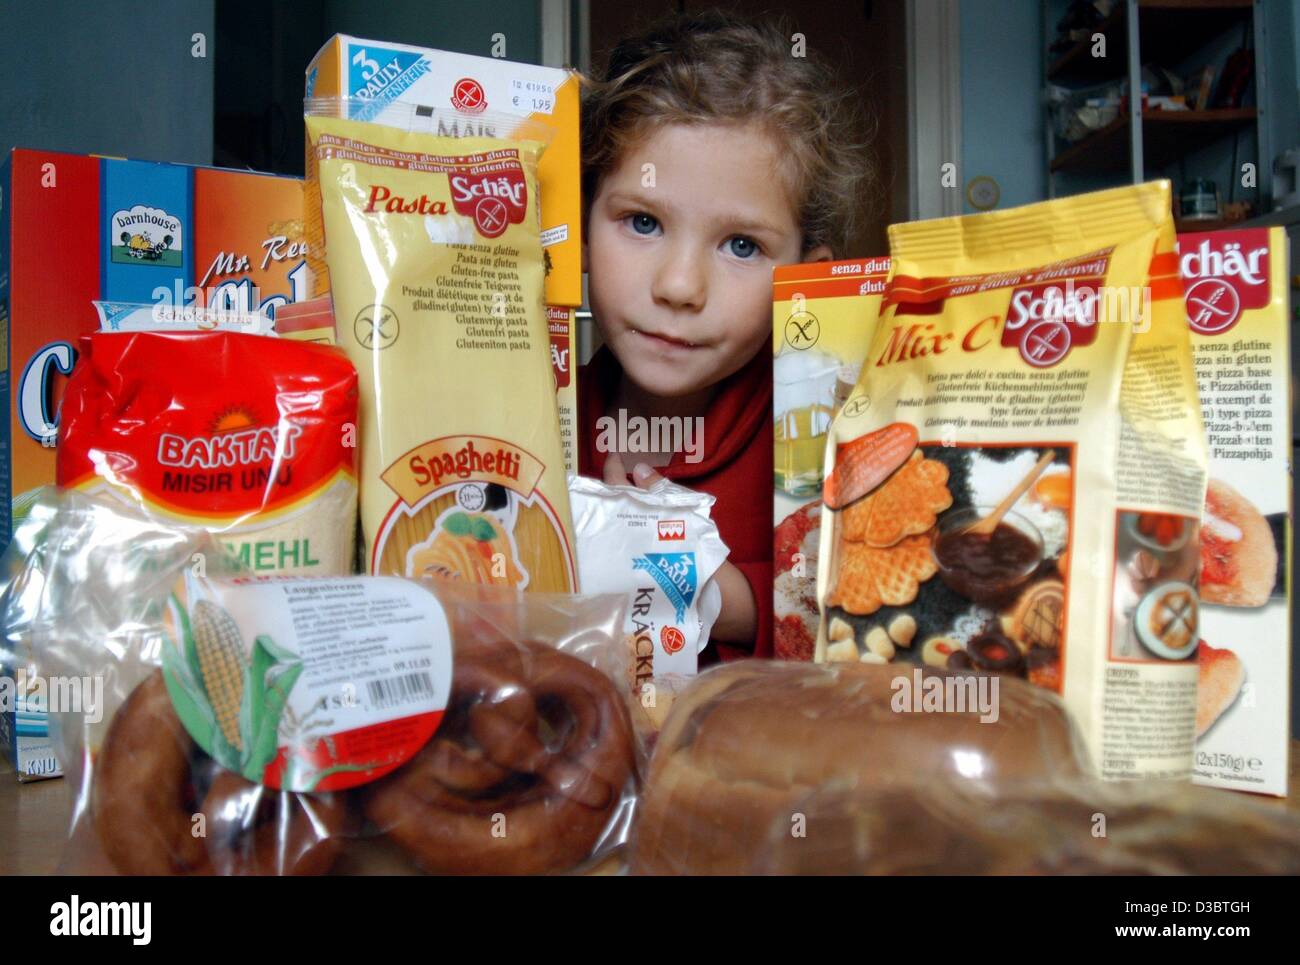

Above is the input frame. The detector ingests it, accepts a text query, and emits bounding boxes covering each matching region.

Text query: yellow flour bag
[305,105,577,590]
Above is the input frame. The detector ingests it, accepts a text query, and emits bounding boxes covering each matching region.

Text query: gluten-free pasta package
[305,103,577,591]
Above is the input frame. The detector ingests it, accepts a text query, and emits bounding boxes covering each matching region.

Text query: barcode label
[367,672,434,709]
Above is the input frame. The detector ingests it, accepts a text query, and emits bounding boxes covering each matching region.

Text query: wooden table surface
[3,742,1298,875]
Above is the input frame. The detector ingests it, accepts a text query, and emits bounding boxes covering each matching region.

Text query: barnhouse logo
[109,205,183,267]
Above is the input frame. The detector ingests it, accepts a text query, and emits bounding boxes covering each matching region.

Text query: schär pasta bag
[817,181,1208,782]
[57,330,359,576]
[305,103,577,590]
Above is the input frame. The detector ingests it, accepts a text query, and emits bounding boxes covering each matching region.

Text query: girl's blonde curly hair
[581,10,874,258]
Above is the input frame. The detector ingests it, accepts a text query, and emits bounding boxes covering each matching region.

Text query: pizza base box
[0,150,306,779]
[772,258,889,661]
[304,34,581,308]
[548,305,577,472]
[1183,227,1291,796]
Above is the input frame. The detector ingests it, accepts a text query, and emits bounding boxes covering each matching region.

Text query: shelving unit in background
[1042,0,1272,211]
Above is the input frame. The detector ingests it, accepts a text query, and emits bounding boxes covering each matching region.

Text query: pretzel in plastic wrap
[1,490,639,875]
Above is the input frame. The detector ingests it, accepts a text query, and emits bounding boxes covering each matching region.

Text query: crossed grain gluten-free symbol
[843,396,870,418]
[454,78,484,110]
[355,303,399,349]
[475,197,509,237]
[1024,319,1069,365]
[784,311,820,349]
[1185,278,1239,333]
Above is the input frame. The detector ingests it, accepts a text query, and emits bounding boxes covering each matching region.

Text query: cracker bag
[305,102,577,590]
[569,474,729,694]
[816,181,1208,781]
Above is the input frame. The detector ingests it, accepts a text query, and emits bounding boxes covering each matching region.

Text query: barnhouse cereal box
[0,149,308,548]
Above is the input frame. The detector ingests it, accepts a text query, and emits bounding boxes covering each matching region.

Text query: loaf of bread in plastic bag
[629,661,1300,875]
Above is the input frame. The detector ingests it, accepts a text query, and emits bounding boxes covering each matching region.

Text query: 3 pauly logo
[347,44,429,121]
[632,552,698,623]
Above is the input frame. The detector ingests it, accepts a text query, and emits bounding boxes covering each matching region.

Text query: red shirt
[578,345,773,661]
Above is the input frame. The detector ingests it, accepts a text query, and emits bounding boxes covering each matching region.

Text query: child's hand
[611,460,758,646]
[601,450,634,487]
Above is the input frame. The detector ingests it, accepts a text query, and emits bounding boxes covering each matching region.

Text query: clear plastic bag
[3,490,639,875]
[628,660,1300,875]
[748,776,1300,875]
[348,580,639,875]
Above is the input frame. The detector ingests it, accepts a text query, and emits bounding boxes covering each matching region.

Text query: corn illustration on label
[816,182,1208,782]
[306,114,577,591]
[162,575,453,792]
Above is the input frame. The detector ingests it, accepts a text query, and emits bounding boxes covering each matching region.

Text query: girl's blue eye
[728,236,759,258]
[630,213,658,235]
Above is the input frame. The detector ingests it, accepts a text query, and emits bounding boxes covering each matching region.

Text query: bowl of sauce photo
[933,507,1044,605]
[1123,511,1191,556]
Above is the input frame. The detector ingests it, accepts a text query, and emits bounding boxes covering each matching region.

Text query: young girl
[579,11,871,659]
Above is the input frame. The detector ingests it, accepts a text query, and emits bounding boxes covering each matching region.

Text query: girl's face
[586,122,828,399]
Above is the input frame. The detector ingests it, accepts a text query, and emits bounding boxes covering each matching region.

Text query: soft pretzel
[363,640,635,875]
[200,769,352,876]
[92,670,351,875]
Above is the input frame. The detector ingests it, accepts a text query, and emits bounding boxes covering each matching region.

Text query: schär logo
[1177,232,1271,336]
[1004,282,1100,367]
[658,520,686,540]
